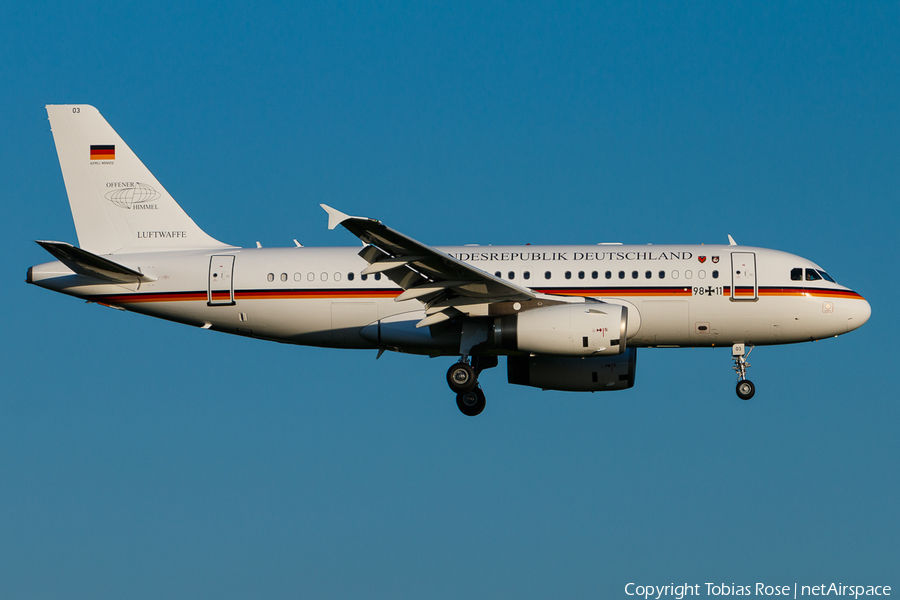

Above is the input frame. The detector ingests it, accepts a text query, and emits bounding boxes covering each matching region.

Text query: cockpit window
[792,267,836,283]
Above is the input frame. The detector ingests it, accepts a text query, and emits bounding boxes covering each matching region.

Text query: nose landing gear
[732,343,755,400]
[736,379,755,400]
[447,356,497,416]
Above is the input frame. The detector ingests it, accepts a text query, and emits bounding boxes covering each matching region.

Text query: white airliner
[28,105,871,415]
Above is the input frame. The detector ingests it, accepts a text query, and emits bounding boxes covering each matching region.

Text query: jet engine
[493,303,627,356]
[507,348,637,392]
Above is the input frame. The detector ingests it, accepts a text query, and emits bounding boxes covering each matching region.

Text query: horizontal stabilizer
[36,240,155,283]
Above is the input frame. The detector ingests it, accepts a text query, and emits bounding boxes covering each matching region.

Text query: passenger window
[523,271,530,280]
[361,274,368,281]
[658,270,665,279]
[321,272,328,281]
[374,273,382,281]
[685,270,693,279]
[631,271,638,279]
[805,269,822,281]
[791,268,803,281]
[606,271,612,279]
[294,273,302,281]
[565,271,572,279]
[698,270,706,279]
[712,270,719,279]
[495,271,501,278]
[618,271,625,279]
[307,273,314,282]
[267,273,274,282]
[578,271,585,279]
[645,270,652,279]
[334,272,341,281]
[672,270,679,279]
[281,273,287,282]
[508,271,515,280]
[591,271,598,279]
[544,271,551,279]
[348,272,355,281]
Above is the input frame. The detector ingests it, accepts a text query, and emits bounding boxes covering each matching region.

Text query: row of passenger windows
[268,267,837,285]
[266,272,382,282]
[265,270,720,283]
[496,269,720,281]
[791,267,835,282]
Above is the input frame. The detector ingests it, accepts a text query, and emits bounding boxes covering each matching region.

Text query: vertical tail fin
[46,105,231,255]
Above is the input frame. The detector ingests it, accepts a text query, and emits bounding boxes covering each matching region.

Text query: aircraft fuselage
[28,243,870,353]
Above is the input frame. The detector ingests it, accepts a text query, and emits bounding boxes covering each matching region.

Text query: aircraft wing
[321,205,537,327]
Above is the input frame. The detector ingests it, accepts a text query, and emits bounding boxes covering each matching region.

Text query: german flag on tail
[90,145,115,160]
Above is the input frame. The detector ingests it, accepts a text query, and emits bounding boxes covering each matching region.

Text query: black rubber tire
[456,388,486,416]
[736,380,755,401]
[447,362,477,393]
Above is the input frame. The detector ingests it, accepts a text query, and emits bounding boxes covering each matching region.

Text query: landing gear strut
[447,356,498,416]
[732,343,755,400]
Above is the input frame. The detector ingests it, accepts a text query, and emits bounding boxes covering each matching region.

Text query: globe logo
[105,182,161,209]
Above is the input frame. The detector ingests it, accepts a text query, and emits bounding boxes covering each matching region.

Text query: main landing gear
[447,356,497,416]
[456,388,486,417]
[732,343,755,400]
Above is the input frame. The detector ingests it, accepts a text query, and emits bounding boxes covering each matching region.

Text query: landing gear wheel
[736,380,755,401]
[447,362,477,393]
[457,388,486,416]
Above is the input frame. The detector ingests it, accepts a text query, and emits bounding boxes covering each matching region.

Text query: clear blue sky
[1,2,897,598]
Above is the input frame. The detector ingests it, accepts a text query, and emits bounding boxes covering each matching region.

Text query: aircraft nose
[846,297,871,333]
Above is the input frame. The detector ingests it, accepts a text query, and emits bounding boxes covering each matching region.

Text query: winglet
[320,204,353,230]
[727,234,737,246]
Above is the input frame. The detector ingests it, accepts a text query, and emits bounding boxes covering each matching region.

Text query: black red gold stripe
[89,286,866,305]
[237,289,400,300]
[95,291,208,304]
[759,287,864,299]
[92,289,403,304]
[90,144,115,160]
[539,286,693,297]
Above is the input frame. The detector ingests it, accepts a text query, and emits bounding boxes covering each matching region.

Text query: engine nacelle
[493,303,627,356]
[507,348,637,392]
